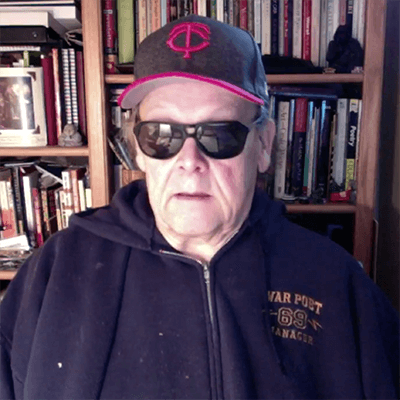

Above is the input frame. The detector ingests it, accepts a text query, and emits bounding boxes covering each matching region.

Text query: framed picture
[0,67,47,147]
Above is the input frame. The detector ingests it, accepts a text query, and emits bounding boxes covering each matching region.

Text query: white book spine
[279,0,285,56]
[274,101,290,199]
[61,48,73,125]
[319,0,328,66]
[354,99,362,182]
[326,0,339,51]
[261,0,271,52]
[357,0,366,48]
[22,175,36,247]
[332,98,349,188]
[352,0,359,40]
[85,188,92,209]
[307,107,318,196]
[198,0,207,16]
[78,179,87,212]
[254,0,264,45]
[161,0,167,26]
[61,170,73,227]
[217,0,224,22]
[311,0,321,67]
[138,0,147,43]
[292,0,302,59]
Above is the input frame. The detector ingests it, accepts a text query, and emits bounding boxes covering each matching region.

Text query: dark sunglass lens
[138,123,183,159]
[198,122,248,159]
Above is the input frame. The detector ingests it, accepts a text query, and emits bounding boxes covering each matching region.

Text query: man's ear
[257,119,276,173]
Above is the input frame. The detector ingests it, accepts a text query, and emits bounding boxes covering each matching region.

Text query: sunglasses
[133,120,250,160]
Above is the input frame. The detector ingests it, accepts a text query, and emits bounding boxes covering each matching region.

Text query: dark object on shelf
[326,25,364,73]
[261,55,324,74]
[0,26,62,45]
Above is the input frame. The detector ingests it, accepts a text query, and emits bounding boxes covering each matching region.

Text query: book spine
[260,0,271,53]
[54,188,63,231]
[352,0,359,40]
[11,167,25,234]
[284,0,293,57]
[301,0,311,60]
[319,0,328,67]
[274,100,290,199]
[326,0,339,52]
[76,51,87,138]
[68,48,79,128]
[41,55,58,145]
[302,100,314,196]
[307,105,319,196]
[354,99,362,183]
[118,0,135,63]
[292,0,302,59]
[22,174,37,248]
[346,0,354,33]
[198,0,207,16]
[332,98,348,190]
[310,0,320,67]
[284,98,296,196]
[278,0,285,56]
[61,170,74,228]
[0,178,17,239]
[210,0,218,19]
[152,0,162,32]
[103,0,118,74]
[138,0,147,43]
[247,0,254,36]
[70,169,81,213]
[52,48,64,138]
[32,187,44,247]
[339,0,347,25]
[311,106,321,193]
[217,0,225,21]
[271,0,279,55]
[357,0,366,48]
[41,187,50,239]
[240,0,248,29]
[61,48,73,126]
[85,188,92,209]
[316,100,333,197]
[78,179,87,212]
[291,98,307,196]
[345,99,359,190]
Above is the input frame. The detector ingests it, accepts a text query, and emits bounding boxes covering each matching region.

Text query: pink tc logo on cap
[166,22,211,59]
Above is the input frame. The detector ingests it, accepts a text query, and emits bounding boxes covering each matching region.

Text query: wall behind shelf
[376,0,400,311]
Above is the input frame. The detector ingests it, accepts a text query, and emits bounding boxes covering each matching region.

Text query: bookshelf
[0,0,387,279]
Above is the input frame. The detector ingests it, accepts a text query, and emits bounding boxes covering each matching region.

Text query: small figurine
[59,123,83,147]
[326,25,364,73]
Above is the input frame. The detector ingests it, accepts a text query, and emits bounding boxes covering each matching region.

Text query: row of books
[0,163,91,249]
[0,45,87,147]
[269,92,362,203]
[102,0,366,72]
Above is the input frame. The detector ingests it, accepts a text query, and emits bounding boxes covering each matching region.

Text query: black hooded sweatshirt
[1,181,399,399]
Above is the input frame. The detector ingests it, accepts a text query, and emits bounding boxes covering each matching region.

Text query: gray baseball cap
[118,15,269,114]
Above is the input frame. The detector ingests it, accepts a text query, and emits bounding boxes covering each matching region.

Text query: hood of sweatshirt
[69,180,287,252]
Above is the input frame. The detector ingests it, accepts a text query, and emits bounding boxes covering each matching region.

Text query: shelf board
[286,203,357,214]
[0,270,17,280]
[106,73,364,85]
[0,146,89,157]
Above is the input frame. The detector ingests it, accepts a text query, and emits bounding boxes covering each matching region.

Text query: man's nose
[175,138,208,172]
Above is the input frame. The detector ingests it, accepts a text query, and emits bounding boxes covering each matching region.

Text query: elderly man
[1,15,399,400]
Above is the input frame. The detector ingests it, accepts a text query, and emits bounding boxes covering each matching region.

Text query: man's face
[135,81,270,243]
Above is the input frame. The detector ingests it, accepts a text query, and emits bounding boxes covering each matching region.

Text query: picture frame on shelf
[0,67,47,147]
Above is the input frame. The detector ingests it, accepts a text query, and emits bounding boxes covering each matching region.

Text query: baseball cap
[118,15,269,117]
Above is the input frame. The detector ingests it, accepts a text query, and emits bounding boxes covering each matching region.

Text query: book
[331,98,348,190]
[283,0,293,57]
[41,54,58,145]
[284,98,296,197]
[103,0,118,74]
[278,0,285,56]
[61,170,74,227]
[240,0,248,29]
[247,0,254,37]
[68,48,79,127]
[10,167,26,234]
[356,0,366,49]
[61,48,73,125]
[138,0,147,44]
[307,105,319,196]
[31,187,44,247]
[76,50,87,138]
[302,100,314,196]
[152,0,162,33]
[346,0,354,32]
[345,99,359,191]
[69,167,86,213]
[0,169,18,239]
[271,0,279,55]
[291,97,307,197]
[259,0,269,52]
[117,0,135,64]
[274,100,290,199]
[301,0,311,60]
[21,167,39,248]
[326,0,339,54]
[310,0,321,67]
[339,0,347,25]
[292,0,302,59]
[52,47,65,139]
[319,0,328,67]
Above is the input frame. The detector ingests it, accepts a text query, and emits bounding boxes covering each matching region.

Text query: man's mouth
[175,193,211,200]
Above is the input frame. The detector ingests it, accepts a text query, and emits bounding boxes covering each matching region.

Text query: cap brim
[118,72,265,109]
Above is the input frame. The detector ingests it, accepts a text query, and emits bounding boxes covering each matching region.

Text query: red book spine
[192,0,197,14]
[167,0,171,22]
[284,0,289,56]
[239,0,248,29]
[41,55,58,145]
[70,169,81,213]
[339,0,347,25]
[52,48,64,140]
[32,187,45,247]
[103,0,118,74]
[302,0,311,60]
[76,51,87,139]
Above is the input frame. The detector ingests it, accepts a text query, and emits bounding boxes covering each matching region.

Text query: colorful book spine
[260,0,271,53]
[291,98,307,196]
[118,0,135,63]
[339,0,347,25]
[302,100,314,196]
[345,99,359,190]
[332,98,348,190]
[41,55,58,145]
[310,0,321,67]
[271,0,279,55]
[319,0,328,67]
[0,171,18,239]
[69,48,79,128]
[32,187,44,247]
[308,106,319,196]
[354,99,362,183]
[52,47,64,138]
[316,100,333,197]
[283,0,293,57]
[357,0,366,48]
[301,0,311,60]
[292,0,302,59]
[284,98,296,196]
[22,170,38,248]
[103,0,118,74]
[61,48,73,125]
[61,170,74,228]
[239,0,248,29]
[274,100,290,199]
[247,0,254,36]
[10,167,25,234]
[279,0,285,56]
[152,0,162,33]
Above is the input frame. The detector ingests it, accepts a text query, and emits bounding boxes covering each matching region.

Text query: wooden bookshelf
[0,271,17,280]
[286,204,357,214]
[0,146,89,157]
